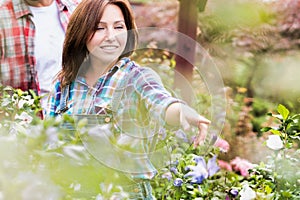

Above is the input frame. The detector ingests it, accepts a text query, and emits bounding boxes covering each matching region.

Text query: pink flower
[218,160,232,171]
[230,157,255,177]
[214,137,230,153]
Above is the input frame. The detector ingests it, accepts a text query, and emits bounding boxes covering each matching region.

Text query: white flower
[15,112,33,125]
[240,183,256,200]
[18,98,34,109]
[266,135,283,150]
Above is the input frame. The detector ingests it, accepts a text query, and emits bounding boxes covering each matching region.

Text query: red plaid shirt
[0,0,79,94]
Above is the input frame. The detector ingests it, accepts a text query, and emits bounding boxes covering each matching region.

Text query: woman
[46,0,210,199]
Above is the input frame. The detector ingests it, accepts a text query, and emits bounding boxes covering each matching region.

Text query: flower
[172,160,179,166]
[173,178,183,187]
[161,172,172,181]
[230,157,254,177]
[214,137,230,153]
[240,183,256,200]
[158,128,167,140]
[184,155,220,184]
[229,188,239,197]
[170,167,178,175]
[207,155,220,176]
[174,129,189,143]
[266,135,283,150]
[18,98,34,109]
[218,160,232,171]
[226,189,239,200]
[14,112,33,126]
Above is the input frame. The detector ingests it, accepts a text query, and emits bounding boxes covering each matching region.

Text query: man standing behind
[0,0,79,114]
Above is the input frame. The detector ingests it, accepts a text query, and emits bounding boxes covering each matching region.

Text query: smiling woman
[55,0,138,89]
[45,0,211,199]
[86,4,128,82]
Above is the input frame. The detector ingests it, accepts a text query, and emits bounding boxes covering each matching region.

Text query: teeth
[101,46,117,50]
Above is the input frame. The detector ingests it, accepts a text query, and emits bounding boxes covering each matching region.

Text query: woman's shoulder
[52,79,62,89]
[52,79,73,95]
[117,57,161,83]
[121,58,153,73]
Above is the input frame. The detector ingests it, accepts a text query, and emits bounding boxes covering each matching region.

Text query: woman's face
[87,4,128,66]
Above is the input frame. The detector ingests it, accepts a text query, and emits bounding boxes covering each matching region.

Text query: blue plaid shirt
[46,57,180,179]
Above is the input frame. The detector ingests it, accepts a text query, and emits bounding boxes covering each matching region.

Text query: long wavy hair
[57,0,138,87]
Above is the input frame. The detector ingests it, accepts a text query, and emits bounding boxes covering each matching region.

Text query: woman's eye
[96,27,105,30]
[115,25,125,29]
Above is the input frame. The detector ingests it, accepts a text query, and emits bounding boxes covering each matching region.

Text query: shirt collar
[13,0,31,18]
[110,57,131,72]
[56,0,72,12]
[13,0,68,18]
[75,57,131,84]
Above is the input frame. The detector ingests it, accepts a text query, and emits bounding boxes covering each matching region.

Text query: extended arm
[165,102,211,147]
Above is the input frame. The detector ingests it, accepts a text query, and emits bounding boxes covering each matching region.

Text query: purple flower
[172,160,179,166]
[230,188,239,197]
[184,155,220,184]
[161,172,172,181]
[173,178,183,187]
[158,128,167,140]
[175,129,189,143]
[207,155,220,176]
[170,167,178,175]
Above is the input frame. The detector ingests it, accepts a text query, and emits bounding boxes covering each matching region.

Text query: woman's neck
[85,58,117,86]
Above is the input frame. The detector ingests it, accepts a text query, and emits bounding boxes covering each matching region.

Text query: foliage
[253,104,300,199]
[1,86,299,199]
[0,85,131,199]
[0,85,42,121]
[195,0,300,112]
[150,141,243,200]
[151,104,300,199]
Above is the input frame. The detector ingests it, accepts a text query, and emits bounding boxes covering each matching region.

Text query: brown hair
[58,0,138,87]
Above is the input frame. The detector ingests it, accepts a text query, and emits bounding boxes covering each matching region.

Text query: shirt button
[104,117,111,123]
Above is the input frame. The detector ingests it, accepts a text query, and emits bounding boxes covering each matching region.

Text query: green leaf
[281,190,292,197]
[264,185,273,194]
[270,129,281,136]
[277,104,289,120]
[16,89,23,96]
[29,89,38,99]
[261,127,272,132]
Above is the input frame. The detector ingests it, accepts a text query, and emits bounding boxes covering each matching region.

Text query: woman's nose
[105,28,116,40]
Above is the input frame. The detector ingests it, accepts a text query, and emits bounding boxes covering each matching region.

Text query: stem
[175,187,182,200]
[282,122,287,159]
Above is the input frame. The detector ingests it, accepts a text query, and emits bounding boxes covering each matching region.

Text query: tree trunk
[174,0,199,103]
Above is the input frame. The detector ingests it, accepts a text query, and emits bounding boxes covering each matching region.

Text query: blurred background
[130,0,300,162]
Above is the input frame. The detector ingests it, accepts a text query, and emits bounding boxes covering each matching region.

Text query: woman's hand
[193,118,210,147]
[165,103,211,147]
